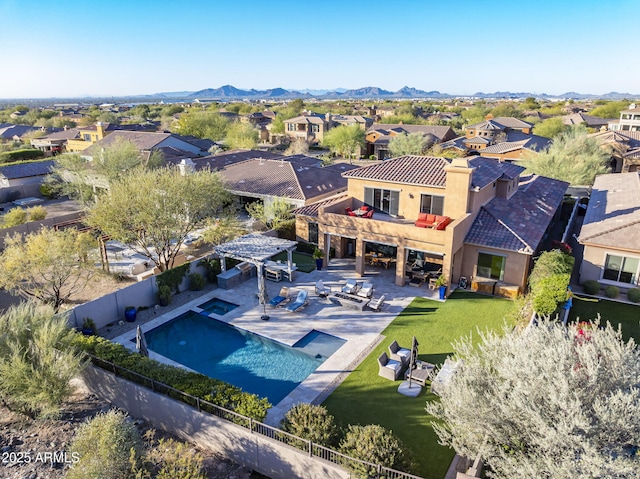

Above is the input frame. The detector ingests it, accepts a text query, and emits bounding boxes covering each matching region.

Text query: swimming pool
[144,311,345,404]
[198,297,239,315]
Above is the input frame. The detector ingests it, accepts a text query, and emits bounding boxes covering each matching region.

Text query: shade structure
[258,265,270,320]
[136,325,149,357]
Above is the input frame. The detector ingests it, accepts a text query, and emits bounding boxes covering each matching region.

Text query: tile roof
[468,157,525,189]
[284,114,326,125]
[562,113,611,127]
[366,123,456,141]
[218,158,348,201]
[184,150,300,171]
[480,134,551,154]
[465,174,568,253]
[466,117,533,131]
[578,172,640,251]
[0,124,39,139]
[39,128,80,140]
[292,194,349,217]
[0,160,55,179]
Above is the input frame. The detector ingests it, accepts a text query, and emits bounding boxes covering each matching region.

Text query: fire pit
[329,292,369,311]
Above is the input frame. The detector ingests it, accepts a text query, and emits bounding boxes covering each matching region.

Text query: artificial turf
[567,296,640,342]
[271,251,316,273]
[322,290,516,479]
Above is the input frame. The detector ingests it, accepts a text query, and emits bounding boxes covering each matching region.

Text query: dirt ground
[0,390,256,479]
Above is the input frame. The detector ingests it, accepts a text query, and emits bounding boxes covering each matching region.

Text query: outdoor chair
[268,286,290,308]
[377,352,403,381]
[363,209,374,219]
[285,290,309,312]
[367,294,385,312]
[389,339,411,367]
[341,278,358,294]
[357,282,374,298]
[315,280,331,297]
[431,358,463,396]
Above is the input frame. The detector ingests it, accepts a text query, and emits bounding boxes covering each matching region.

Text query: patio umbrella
[136,325,149,357]
[258,264,270,321]
[408,336,419,387]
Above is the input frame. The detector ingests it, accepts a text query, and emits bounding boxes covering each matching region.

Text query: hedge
[582,280,601,295]
[0,149,44,163]
[72,334,271,421]
[627,288,640,303]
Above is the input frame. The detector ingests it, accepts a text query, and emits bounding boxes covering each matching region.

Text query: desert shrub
[26,205,46,221]
[143,437,206,479]
[339,424,413,476]
[582,280,601,295]
[1,207,27,227]
[627,288,640,303]
[605,285,620,299]
[0,303,84,419]
[66,409,142,479]
[281,403,339,447]
[188,272,205,291]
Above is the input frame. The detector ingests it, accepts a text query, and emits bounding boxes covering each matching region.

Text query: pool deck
[112,258,444,426]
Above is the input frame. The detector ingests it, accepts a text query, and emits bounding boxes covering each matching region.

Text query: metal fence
[87,353,424,479]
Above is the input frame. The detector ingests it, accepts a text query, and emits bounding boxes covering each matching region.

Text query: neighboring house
[0,123,41,141]
[30,127,80,156]
[283,112,373,144]
[577,172,640,292]
[80,130,211,161]
[294,155,568,297]
[562,112,611,130]
[477,133,552,162]
[608,103,640,132]
[589,130,640,173]
[365,124,457,160]
[66,122,157,152]
[0,160,55,201]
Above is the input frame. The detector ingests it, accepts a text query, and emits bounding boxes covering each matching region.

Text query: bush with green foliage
[141,437,206,479]
[26,204,46,221]
[604,285,620,299]
[156,263,190,293]
[157,285,172,306]
[0,149,44,163]
[532,274,571,316]
[66,409,142,479]
[339,424,413,476]
[281,403,339,447]
[199,257,221,283]
[188,272,205,291]
[0,303,84,418]
[72,334,270,421]
[627,288,640,303]
[582,280,601,295]
[1,207,27,227]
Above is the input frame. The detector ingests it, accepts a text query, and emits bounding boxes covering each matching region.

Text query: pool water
[198,297,239,315]
[144,311,345,405]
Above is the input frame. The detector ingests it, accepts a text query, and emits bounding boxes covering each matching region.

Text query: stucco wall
[461,244,530,292]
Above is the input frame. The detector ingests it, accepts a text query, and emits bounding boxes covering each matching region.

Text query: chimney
[444,158,476,217]
[178,158,195,176]
[96,121,105,139]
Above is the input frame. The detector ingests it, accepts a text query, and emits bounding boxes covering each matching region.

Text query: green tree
[201,213,247,246]
[174,110,230,140]
[388,132,433,157]
[461,103,490,125]
[322,125,365,161]
[589,100,630,119]
[523,125,611,185]
[86,168,231,271]
[224,121,258,149]
[532,117,569,139]
[426,320,640,479]
[245,197,294,231]
[93,137,147,181]
[0,228,97,312]
[0,303,85,418]
[44,153,96,206]
[489,103,522,118]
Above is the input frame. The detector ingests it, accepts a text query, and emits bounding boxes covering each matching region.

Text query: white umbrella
[258,264,270,321]
[136,325,149,357]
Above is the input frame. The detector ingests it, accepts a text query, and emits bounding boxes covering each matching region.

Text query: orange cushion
[417,213,428,221]
[426,214,436,224]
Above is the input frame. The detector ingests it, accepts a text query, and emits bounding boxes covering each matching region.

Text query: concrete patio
[112,257,444,426]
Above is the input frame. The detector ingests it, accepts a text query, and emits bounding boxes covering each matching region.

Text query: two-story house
[365,124,457,160]
[283,112,373,145]
[608,103,640,132]
[294,155,568,297]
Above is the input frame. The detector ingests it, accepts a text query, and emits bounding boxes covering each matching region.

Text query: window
[287,123,296,132]
[311,124,319,133]
[420,194,444,215]
[602,254,638,284]
[308,222,318,245]
[364,187,399,216]
[83,133,91,141]
[477,252,505,281]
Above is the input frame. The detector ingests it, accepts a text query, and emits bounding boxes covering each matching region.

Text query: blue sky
[1,0,638,98]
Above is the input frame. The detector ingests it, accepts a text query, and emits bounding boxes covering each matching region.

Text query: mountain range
[142,85,638,101]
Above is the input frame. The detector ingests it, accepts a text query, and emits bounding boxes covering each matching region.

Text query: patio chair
[389,339,411,366]
[356,281,374,298]
[363,209,374,219]
[285,290,309,312]
[268,286,290,308]
[431,358,463,396]
[315,280,331,297]
[368,294,385,312]
[341,278,358,294]
[378,352,403,381]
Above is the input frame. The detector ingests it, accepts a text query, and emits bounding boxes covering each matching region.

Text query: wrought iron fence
[85,353,424,479]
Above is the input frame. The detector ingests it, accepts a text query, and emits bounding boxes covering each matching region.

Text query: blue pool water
[144,311,345,404]
[198,297,239,315]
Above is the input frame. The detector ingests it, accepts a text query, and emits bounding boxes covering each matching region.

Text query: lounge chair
[377,351,403,381]
[268,286,290,308]
[431,358,462,396]
[285,290,309,312]
[368,294,385,312]
[356,281,373,298]
[389,339,411,367]
[341,278,358,294]
[315,280,331,297]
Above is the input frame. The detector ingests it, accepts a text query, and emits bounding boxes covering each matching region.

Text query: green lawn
[271,251,316,273]
[322,291,516,479]
[568,297,640,342]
